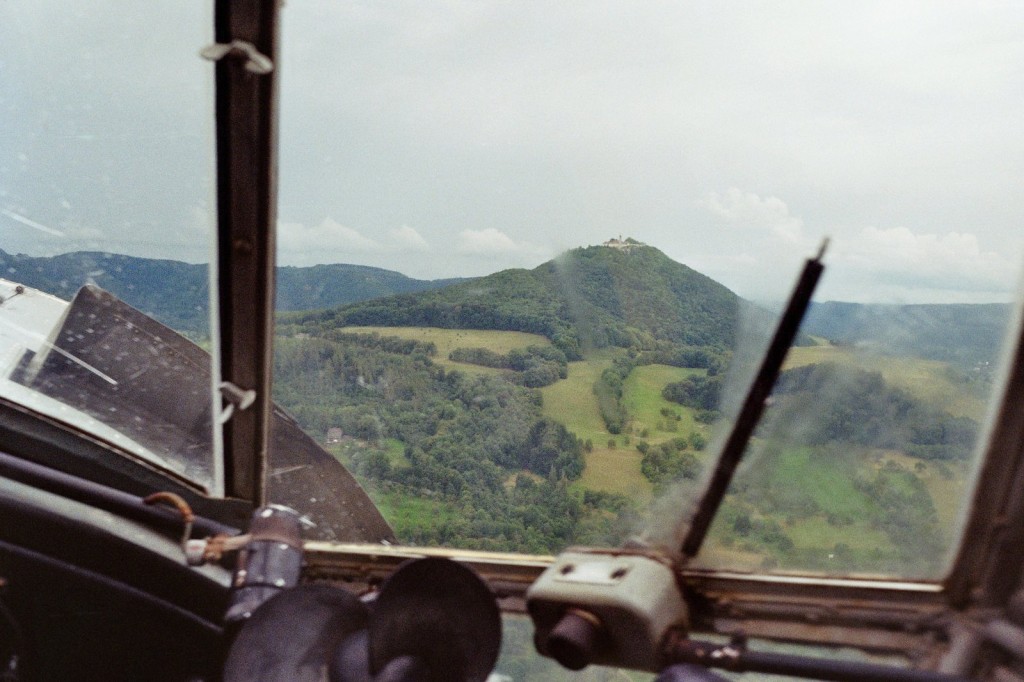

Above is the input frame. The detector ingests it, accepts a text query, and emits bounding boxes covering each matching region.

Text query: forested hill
[0,250,462,332]
[292,244,740,359]
[803,301,1011,366]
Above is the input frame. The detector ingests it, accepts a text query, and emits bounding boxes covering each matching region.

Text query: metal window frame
[212,0,281,505]
[209,0,1024,672]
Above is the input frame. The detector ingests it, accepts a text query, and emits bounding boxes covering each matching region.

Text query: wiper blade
[680,240,828,559]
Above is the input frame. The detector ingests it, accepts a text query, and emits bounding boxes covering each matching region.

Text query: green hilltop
[291,242,740,359]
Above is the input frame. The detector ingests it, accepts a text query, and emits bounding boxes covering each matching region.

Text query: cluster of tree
[324,330,437,357]
[634,344,729,374]
[448,345,568,388]
[772,363,979,460]
[729,512,795,556]
[594,346,730,434]
[593,357,633,433]
[662,375,722,412]
[636,436,703,488]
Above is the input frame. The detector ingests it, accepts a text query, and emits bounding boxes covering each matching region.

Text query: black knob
[547,609,603,671]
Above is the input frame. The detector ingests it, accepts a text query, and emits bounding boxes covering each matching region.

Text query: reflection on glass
[272,3,1022,572]
[0,2,217,490]
[693,298,1017,578]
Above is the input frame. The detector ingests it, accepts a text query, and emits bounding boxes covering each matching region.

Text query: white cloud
[278,217,383,255]
[186,204,214,236]
[700,188,806,245]
[278,219,438,262]
[388,224,430,251]
[456,228,520,255]
[833,226,1016,295]
[694,188,1019,303]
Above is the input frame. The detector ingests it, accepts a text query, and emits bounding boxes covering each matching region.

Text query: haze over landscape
[2,2,1022,304]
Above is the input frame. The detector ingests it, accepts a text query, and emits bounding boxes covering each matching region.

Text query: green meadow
[342,325,550,374]
[622,364,707,442]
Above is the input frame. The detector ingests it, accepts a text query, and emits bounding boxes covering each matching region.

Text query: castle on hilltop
[602,236,645,250]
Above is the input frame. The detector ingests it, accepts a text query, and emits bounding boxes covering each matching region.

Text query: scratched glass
[0,1,219,491]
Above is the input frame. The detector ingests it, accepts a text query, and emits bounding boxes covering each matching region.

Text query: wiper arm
[679,240,828,559]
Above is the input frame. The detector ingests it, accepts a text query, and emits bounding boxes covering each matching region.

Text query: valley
[286,318,984,577]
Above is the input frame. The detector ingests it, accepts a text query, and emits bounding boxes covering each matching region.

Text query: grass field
[539,349,615,441]
[538,349,655,498]
[341,326,550,374]
[370,492,458,538]
[765,446,874,520]
[785,516,890,551]
[622,365,706,443]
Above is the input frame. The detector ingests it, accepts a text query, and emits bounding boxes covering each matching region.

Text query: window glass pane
[0,2,218,491]
[274,2,1024,571]
[689,292,1019,577]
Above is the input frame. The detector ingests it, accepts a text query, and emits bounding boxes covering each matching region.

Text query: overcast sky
[2,1,1022,303]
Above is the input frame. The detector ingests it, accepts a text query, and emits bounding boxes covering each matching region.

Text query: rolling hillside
[5,247,1009,368]
[803,300,1011,366]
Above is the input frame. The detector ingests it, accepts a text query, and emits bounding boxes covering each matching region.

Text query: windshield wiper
[679,240,828,559]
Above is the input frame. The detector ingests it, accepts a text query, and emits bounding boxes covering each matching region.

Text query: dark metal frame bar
[0,451,237,540]
[212,0,281,503]
[944,301,1024,607]
[662,637,969,682]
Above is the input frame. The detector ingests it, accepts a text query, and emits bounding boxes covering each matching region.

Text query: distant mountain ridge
[0,250,463,332]
[803,301,1012,365]
[1,247,1011,365]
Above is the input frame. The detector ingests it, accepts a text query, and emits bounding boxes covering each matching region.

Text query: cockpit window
[273,2,1024,575]
[0,2,218,491]
[681,294,1019,578]
[3,1,1022,580]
